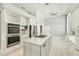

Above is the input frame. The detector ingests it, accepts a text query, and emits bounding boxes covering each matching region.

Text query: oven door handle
[7,33,20,37]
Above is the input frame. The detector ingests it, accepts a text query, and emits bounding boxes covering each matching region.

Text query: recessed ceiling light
[45,3,49,5]
[21,7,25,10]
[50,12,58,16]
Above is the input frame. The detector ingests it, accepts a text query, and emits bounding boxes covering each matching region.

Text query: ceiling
[12,3,79,17]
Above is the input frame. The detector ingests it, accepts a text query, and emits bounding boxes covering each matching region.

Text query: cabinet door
[23,42,31,56]
[76,38,79,47]
[48,37,52,55]
[20,18,26,25]
[65,40,70,55]
[41,41,48,56]
[31,44,40,56]
[20,16,29,25]
[66,40,76,56]
[73,48,79,56]
[66,45,72,56]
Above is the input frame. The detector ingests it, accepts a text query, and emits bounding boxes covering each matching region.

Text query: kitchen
[0,3,79,56]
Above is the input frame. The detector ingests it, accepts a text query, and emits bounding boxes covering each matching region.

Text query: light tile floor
[7,48,23,56]
[50,36,67,56]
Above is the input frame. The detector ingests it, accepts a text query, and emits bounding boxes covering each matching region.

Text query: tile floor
[51,36,67,56]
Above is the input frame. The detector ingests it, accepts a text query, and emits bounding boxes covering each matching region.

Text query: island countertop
[23,35,50,46]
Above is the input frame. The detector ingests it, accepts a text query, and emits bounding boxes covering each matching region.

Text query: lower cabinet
[66,38,79,56]
[41,41,48,56]
[23,38,52,56]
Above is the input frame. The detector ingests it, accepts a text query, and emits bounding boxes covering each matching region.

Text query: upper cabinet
[1,4,36,25]
[4,9,20,24]
[20,16,30,26]
[30,16,36,25]
[20,16,36,26]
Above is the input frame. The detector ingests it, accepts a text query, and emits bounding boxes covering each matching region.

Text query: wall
[36,10,45,25]
[67,6,79,47]
[30,17,36,25]
[71,7,79,32]
[36,10,46,35]
[67,6,79,35]
[45,16,66,36]
[36,10,66,36]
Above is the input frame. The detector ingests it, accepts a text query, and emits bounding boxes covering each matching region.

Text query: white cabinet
[20,16,29,26]
[23,42,32,56]
[30,17,36,25]
[66,42,73,55]
[65,37,79,56]
[65,37,75,55]
[23,42,41,56]
[48,36,52,55]
[31,44,40,56]
[41,40,48,56]
[4,10,20,24]
[23,37,52,56]
[23,41,47,56]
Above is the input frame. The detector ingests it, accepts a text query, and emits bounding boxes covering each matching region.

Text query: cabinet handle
[43,44,45,47]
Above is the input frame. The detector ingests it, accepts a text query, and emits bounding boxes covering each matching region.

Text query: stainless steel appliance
[29,25,32,38]
[8,23,20,34]
[7,23,20,48]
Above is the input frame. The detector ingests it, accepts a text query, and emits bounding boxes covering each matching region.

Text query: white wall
[36,10,66,36]
[71,7,79,32]
[36,10,46,35]
[67,6,79,46]
[45,16,66,36]
[67,6,79,35]
[36,10,45,25]
[30,17,36,25]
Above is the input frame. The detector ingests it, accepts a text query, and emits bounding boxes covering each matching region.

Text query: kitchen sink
[35,35,47,38]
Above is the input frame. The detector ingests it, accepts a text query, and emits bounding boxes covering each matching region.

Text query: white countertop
[23,36,50,46]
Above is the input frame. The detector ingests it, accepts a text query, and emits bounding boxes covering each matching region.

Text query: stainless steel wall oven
[7,23,20,48]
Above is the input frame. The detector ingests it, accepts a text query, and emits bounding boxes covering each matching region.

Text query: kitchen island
[23,35,52,56]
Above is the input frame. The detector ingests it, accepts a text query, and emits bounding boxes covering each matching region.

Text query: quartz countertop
[23,35,50,46]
